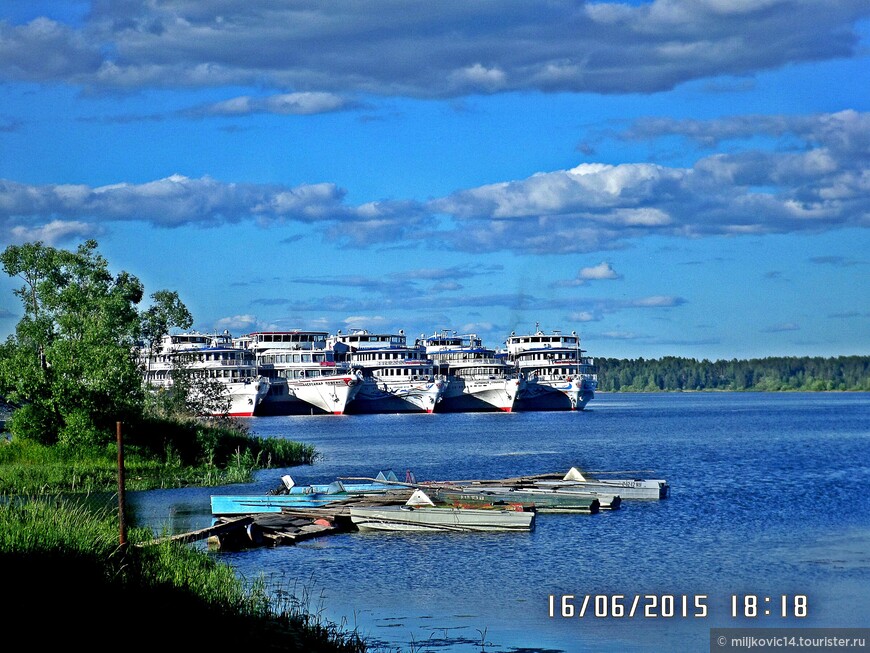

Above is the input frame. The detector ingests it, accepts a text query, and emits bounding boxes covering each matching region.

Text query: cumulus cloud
[622,110,870,154]
[341,315,392,331]
[3,110,868,252]
[580,262,620,280]
[550,261,621,288]
[0,17,102,81]
[0,174,426,245]
[8,219,103,245]
[0,2,866,97]
[214,314,259,331]
[431,111,870,254]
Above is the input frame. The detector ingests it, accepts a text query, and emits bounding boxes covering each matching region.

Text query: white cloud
[2,2,866,97]
[193,92,353,117]
[579,262,619,280]
[8,219,101,245]
[0,174,426,243]
[342,315,390,330]
[214,314,259,332]
[2,111,868,253]
[432,111,870,253]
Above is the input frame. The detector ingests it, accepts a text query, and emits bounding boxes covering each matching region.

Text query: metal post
[117,421,127,548]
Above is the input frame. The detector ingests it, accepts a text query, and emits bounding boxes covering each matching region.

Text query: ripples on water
[128,392,870,652]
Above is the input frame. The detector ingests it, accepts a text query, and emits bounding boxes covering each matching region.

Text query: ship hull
[515,379,593,412]
[345,379,445,414]
[223,378,270,417]
[256,376,360,415]
[436,378,521,413]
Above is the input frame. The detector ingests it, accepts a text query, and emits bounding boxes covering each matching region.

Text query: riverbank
[0,495,370,652]
[0,416,318,494]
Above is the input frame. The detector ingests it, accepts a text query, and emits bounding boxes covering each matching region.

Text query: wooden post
[117,421,127,548]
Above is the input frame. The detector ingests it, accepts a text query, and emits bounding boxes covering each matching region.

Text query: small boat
[530,467,669,500]
[349,489,535,532]
[429,485,608,513]
[210,471,401,515]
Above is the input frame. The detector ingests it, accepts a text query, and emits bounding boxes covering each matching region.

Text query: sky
[1,0,868,361]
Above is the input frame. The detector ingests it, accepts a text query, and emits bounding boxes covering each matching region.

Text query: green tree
[0,240,193,447]
[140,289,193,350]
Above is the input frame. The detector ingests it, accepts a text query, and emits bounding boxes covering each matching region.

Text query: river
[127,392,870,652]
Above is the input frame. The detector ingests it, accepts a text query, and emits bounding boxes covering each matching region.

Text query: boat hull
[436,378,521,413]
[535,479,669,500]
[431,487,602,513]
[515,379,593,412]
[345,378,445,414]
[349,505,535,532]
[224,378,270,417]
[211,482,397,515]
[211,494,340,514]
[256,376,360,415]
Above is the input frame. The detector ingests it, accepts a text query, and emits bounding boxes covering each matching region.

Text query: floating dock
[175,468,667,550]
[204,490,414,550]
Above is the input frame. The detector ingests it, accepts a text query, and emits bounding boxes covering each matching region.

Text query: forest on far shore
[593,356,870,392]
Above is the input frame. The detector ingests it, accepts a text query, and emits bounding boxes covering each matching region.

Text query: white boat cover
[405,489,435,506]
[563,467,588,482]
[375,470,400,482]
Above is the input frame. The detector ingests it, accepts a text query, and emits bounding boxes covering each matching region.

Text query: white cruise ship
[238,331,361,415]
[331,329,446,413]
[504,326,597,411]
[140,331,269,417]
[419,331,523,412]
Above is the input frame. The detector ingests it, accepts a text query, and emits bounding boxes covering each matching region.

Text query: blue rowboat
[210,470,402,515]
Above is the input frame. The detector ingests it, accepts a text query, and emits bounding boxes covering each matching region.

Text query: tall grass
[0,495,370,651]
[0,416,319,493]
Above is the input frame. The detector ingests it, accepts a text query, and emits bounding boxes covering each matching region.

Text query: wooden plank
[142,516,254,546]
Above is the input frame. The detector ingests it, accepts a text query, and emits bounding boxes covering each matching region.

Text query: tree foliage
[0,240,193,447]
[594,356,870,392]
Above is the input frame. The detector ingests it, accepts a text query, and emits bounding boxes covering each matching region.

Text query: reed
[0,415,318,493]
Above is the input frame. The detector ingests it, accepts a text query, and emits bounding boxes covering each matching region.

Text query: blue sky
[1,1,868,360]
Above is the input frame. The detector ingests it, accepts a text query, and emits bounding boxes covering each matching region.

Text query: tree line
[0,240,194,446]
[593,355,870,392]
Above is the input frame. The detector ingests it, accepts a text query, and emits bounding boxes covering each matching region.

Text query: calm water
[128,392,870,652]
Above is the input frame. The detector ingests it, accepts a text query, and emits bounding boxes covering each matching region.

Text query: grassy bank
[0,495,369,651]
[0,416,318,494]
